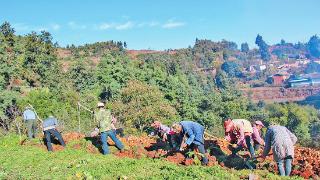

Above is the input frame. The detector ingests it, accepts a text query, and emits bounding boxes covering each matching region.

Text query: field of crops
[0,133,305,179]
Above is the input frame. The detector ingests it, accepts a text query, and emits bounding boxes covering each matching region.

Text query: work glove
[90,128,99,137]
[231,144,238,149]
[162,133,168,141]
[179,143,187,151]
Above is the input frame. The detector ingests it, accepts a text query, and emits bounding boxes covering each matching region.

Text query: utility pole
[77,102,81,133]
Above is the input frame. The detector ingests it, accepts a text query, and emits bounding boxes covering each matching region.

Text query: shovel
[244,157,257,170]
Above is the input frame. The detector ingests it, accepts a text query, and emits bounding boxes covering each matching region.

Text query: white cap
[97,102,105,107]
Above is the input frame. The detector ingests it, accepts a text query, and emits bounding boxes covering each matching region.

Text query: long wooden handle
[204,131,232,146]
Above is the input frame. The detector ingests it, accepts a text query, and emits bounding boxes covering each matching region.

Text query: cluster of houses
[244,58,320,88]
[267,73,320,87]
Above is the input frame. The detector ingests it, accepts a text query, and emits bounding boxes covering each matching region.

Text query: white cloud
[137,21,159,28]
[115,21,134,30]
[95,21,135,30]
[149,21,159,27]
[137,22,146,28]
[68,19,185,31]
[12,18,188,34]
[37,27,48,32]
[98,23,113,30]
[68,21,87,29]
[51,23,61,30]
[162,20,185,29]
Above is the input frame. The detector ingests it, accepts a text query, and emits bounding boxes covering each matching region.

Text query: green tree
[240,43,249,53]
[0,22,18,90]
[287,104,311,142]
[69,60,96,92]
[215,71,232,89]
[307,35,320,58]
[0,90,19,132]
[0,21,15,46]
[265,103,289,125]
[255,34,271,61]
[221,61,242,78]
[95,53,132,100]
[112,80,178,131]
[22,31,58,87]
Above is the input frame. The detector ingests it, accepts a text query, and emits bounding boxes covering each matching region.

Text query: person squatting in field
[224,118,255,158]
[150,120,180,151]
[172,120,209,165]
[95,102,124,155]
[42,115,66,152]
[261,125,297,176]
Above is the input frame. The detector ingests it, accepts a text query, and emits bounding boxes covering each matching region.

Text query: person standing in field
[95,102,124,155]
[42,115,66,152]
[171,120,209,165]
[261,125,297,176]
[224,118,255,158]
[23,106,38,139]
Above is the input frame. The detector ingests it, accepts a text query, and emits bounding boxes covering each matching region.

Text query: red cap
[224,119,233,132]
[255,121,265,127]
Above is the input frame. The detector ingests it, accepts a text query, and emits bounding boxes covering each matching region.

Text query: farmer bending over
[172,121,208,165]
[224,118,255,158]
[251,121,265,151]
[261,125,297,176]
[150,120,179,150]
[42,115,66,152]
[96,102,124,155]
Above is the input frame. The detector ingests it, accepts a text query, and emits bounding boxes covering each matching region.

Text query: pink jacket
[225,119,253,146]
[252,126,264,145]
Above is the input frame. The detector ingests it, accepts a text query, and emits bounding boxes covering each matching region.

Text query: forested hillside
[0,21,319,148]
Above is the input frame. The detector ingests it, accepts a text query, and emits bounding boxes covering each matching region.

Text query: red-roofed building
[267,74,289,86]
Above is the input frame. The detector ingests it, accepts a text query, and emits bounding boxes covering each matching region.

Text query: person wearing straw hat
[95,102,124,155]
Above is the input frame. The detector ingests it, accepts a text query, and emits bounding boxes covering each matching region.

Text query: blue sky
[1,0,319,50]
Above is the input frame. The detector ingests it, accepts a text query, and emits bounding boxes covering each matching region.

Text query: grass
[0,135,302,180]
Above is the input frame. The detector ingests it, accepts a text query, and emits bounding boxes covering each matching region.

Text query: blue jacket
[42,117,58,129]
[23,109,37,121]
[180,121,204,145]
